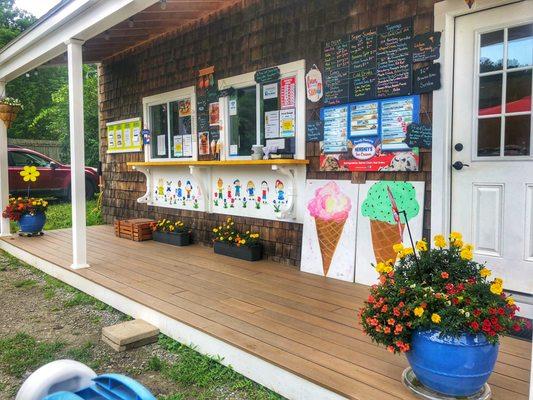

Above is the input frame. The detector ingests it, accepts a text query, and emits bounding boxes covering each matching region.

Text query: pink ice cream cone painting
[307,182,352,276]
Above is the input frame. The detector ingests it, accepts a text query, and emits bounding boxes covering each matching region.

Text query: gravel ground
[0,251,281,400]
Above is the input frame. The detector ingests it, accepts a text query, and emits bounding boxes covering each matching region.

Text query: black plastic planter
[152,231,191,246]
[213,241,262,261]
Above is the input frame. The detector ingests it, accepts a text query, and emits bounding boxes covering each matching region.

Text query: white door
[451,1,533,295]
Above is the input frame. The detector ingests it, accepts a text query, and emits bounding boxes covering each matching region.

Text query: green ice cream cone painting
[361,181,419,264]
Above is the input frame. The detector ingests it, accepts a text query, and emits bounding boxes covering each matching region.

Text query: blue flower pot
[18,212,46,234]
[406,330,499,396]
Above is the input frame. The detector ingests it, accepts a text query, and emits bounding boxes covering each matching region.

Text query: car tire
[65,179,96,201]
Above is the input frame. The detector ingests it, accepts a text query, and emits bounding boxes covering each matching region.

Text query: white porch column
[0,81,10,237]
[66,39,89,269]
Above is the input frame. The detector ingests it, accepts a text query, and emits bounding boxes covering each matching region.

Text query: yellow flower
[507,296,515,306]
[20,165,40,182]
[414,307,424,317]
[480,268,491,278]
[431,313,441,324]
[375,262,393,274]
[490,282,503,295]
[416,240,428,252]
[241,240,246,245]
[450,231,462,241]
[494,277,503,285]
[463,243,474,251]
[451,239,464,248]
[393,243,404,253]
[400,247,414,258]
[460,248,473,260]
[434,234,446,248]
[213,228,218,233]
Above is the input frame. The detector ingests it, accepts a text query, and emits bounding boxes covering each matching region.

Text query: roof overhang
[0,0,238,82]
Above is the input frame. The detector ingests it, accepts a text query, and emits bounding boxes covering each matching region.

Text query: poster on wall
[279,109,296,137]
[152,170,205,211]
[265,111,279,138]
[280,76,296,108]
[199,132,210,155]
[209,102,219,126]
[320,95,420,171]
[178,99,192,117]
[300,180,359,282]
[106,118,143,153]
[355,180,424,285]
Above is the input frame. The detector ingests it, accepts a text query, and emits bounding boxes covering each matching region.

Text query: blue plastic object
[405,329,499,397]
[18,212,46,233]
[43,374,156,400]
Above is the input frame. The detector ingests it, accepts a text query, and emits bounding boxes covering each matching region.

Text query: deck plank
[1,225,530,400]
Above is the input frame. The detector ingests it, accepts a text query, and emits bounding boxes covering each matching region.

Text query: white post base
[70,263,91,270]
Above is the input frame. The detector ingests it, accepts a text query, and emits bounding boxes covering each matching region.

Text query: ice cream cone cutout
[307,182,352,276]
[361,181,419,264]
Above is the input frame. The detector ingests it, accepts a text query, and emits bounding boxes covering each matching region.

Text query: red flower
[452,297,459,305]
[473,309,481,317]
[513,324,522,332]
[383,326,391,334]
[470,321,480,331]
[441,272,449,279]
[381,305,388,313]
[497,307,505,315]
[393,307,401,317]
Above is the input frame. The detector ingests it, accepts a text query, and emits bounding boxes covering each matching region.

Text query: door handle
[452,161,470,170]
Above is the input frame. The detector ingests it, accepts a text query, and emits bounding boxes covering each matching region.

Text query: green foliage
[0,0,35,48]
[0,333,65,377]
[12,278,37,288]
[43,198,103,231]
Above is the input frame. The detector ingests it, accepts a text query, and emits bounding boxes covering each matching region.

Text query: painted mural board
[151,169,205,211]
[300,180,359,282]
[107,118,143,153]
[355,180,424,285]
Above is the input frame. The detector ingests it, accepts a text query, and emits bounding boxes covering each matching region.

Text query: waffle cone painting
[301,180,358,282]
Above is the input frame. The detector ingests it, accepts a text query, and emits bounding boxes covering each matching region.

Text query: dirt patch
[0,251,281,400]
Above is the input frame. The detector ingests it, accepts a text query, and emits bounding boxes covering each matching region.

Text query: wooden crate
[114,218,154,241]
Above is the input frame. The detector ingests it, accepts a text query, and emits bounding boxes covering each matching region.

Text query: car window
[10,151,50,167]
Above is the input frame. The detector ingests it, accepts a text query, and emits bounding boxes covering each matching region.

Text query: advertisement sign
[319,95,420,171]
[107,118,143,153]
[280,77,296,109]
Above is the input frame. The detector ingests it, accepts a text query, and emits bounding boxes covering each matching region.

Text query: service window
[143,87,196,161]
[220,60,306,159]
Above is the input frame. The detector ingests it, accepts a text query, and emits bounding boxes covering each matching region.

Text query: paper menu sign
[132,126,141,145]
[280,76,296,108]
[116,129,123,147]
[199,132,209,155]
[173,135,183,157]
[107,128,115,148]
[263,83,278,99]
[157,135,167,156]
[182,134,193,157]
[279,108,296,138]
[229,99,237,115]
[229,144,238,155]
[265,110,280,139]
[124,127,132,147]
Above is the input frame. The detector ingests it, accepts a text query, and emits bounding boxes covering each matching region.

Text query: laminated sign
[107,118,143,153]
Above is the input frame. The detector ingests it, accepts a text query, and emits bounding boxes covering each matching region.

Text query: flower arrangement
[212,217,260,247]
[0,96,23,108]
[2,197,49,221]
[151,218,189,234]
[359,232,526,354]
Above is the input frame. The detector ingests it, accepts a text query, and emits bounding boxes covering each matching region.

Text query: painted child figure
[176,180,183,200]
[260,181,269,204]
[233,179,241,198]
[227,185,232,200]
[157,179,164,199]
[217,178,224,199]
[246,180,255,199]
[185,180,193,200]
[276,180,285,202]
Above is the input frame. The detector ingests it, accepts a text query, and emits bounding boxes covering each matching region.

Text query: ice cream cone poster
[301,180,358,282]
[355,180,424,285]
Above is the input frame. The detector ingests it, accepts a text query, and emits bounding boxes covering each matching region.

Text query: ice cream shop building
[0,0,531,399]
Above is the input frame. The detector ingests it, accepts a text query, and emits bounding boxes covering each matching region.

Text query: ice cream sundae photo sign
[301,180,358,282]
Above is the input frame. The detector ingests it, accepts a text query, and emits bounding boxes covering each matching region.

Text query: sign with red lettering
[280,77,296,109]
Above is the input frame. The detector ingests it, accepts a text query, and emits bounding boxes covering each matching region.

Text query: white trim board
[0,239,347,400]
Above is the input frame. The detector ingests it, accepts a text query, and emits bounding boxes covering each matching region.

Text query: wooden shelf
[127,159,309,167]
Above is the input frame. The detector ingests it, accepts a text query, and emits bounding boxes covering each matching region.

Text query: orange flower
[441,272,449,279]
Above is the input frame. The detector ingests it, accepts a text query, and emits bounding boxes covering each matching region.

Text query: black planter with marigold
[151,218,191,246]
[212,217,262,261]
[359,233,526,398]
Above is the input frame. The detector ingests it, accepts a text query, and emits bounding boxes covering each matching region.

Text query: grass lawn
[0,251,283,399]
[10,198,103,233]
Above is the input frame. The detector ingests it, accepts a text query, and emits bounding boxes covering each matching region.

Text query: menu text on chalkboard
[406,123,432,148]
[413,32,441,63]
[254,67,280,84]
[323,18,414,105]
[413,63,441,94]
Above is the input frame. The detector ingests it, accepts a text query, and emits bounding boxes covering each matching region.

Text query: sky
[14,0,61,18]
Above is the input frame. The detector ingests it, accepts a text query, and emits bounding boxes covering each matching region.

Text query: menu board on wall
[323,18,414,105]
[412,31,441,63]
[107,117,143,153]
[319,95,420,172]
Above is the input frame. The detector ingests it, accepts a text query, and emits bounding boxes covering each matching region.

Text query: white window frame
[217,60,306,160]
[142,86,197,162]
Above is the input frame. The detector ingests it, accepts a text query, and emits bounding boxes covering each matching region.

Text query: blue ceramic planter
[18,212,46,234]
[406,330,499,397]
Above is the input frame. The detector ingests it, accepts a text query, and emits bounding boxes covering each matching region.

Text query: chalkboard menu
[413,63,441,94]
[196,95,209,132]
[324,37,350,105]
[413,32,441,63]
[254,67,280,84]
[306,120,324,142]
[406,123,432,148]
[376,19,413,98]
[323,18,413,105]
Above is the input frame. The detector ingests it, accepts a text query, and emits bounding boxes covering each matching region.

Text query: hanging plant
[0,96,23,128]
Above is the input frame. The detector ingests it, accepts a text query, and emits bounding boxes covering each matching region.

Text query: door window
[476,23,532,157]
[229,86,257,156]
[9,151,50,167]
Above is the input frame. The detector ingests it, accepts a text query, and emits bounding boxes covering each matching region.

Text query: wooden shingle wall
[99,0,438,267]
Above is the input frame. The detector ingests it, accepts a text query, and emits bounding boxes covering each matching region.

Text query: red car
[8,146,99,200]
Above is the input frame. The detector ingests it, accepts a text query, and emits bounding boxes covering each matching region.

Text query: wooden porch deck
[0,225,530,400]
